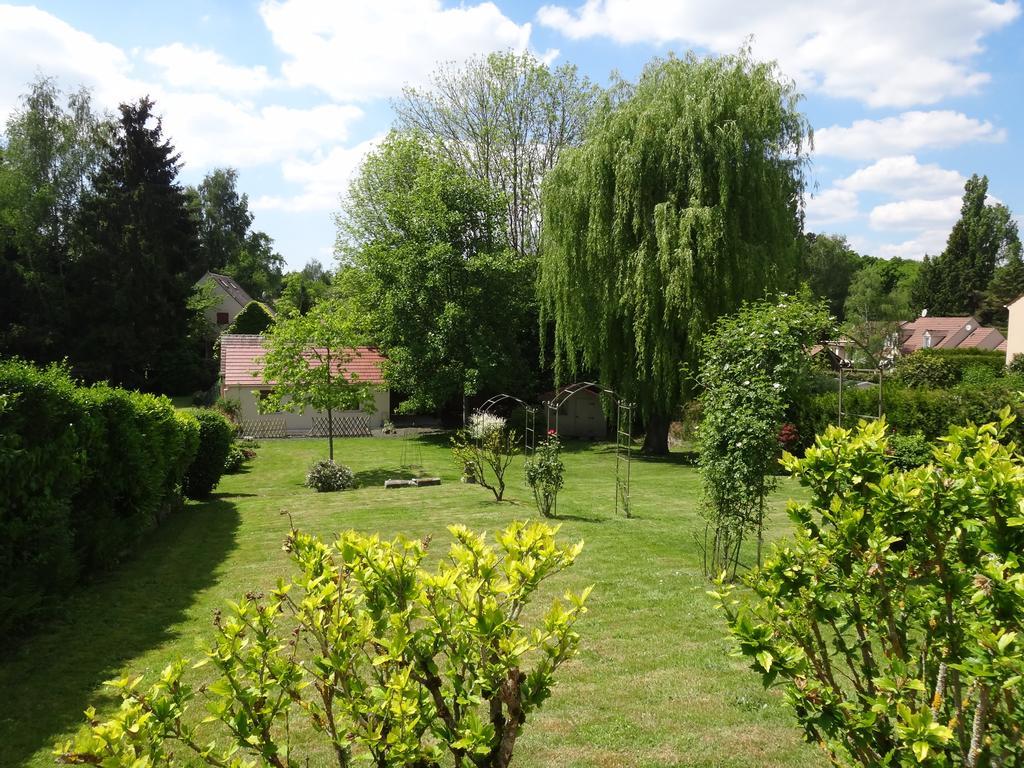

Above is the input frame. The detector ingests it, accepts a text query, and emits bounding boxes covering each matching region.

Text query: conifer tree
[69,97,204,391]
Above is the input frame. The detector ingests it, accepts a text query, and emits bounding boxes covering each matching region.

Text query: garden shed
[544,384,608,439]
[219,334,390,434]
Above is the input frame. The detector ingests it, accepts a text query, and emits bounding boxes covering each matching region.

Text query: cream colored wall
[551,396,606,439]
[200,277,244,327]
[226,385,389,431]
[1007,300,1024,365]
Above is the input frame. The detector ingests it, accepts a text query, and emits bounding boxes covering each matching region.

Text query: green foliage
[802,233,864,321]
[890,353,958,388]
[214,395,241,421]
[275,260,332,316]
[886,432,933,470]
[304,458,355,492]
[259,297,370,461]
[697,293,833,578]
[1008,354,1024,376]
[182,409,233,500]
[922,349,1007,382]
[842,257,919,367]
[189,168,283,299]
[58,522,589,768]
[0,358,199,640]
[451,413,518,501]
[539,49,811,453]
[0,77,109,365]
[717,414,1024,766]
[223,442,255,474]
[396,50,599,260]
[800,380,1024,447]
[911,174,1021,316]
[340,132,534,413]
[228,300,275,334]
[524,434,565,518]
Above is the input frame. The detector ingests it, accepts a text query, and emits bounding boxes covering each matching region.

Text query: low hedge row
[0,358,231,640]
[798,377,1024,447]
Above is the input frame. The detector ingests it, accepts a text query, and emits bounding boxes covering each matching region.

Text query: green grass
[0,436,823,768]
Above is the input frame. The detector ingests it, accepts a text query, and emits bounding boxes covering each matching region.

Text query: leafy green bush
[305,458,355,491]
[922,348,1005,381]
[227,300,275,334]
[799,381,1024,447]
[960,362,999,386]
[890,353,956,388]
[451,413,517,501]
[182,409,234,500]
[1007,353,1024,376]
[0,359,200,640]
[886,432,932,469]
[223,442,256,474]
[524,434,565,517]
[59,522,589,768]
[716,414,1024,766]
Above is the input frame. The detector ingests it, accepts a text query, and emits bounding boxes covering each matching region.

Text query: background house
[219,334,390,434]
[197,272,254,329]
[897,313,1006,355]
[1005,295,1024,365]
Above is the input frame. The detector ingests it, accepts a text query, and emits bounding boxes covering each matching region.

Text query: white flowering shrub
[452,412,516,501]
[305,459,355,492]
[467,412,506,440]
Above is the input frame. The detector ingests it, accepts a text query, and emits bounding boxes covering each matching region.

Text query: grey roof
[203,272,253,309]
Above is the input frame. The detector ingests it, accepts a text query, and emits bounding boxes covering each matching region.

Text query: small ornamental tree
[258,298,369,461]
[58,521,590,768]
[697,293,832,578]
[715,413,1024,767]
[451,413,518,501]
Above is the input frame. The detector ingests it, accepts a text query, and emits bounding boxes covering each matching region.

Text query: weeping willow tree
[539,49,811,453]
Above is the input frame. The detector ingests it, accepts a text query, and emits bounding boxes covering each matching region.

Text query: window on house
[216,312,229,325]
[922,331,932,349]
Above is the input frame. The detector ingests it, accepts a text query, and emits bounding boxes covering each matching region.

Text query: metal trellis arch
[545,382,634,518]
[477,394,538,455]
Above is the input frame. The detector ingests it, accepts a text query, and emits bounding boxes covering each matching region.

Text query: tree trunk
[328,406,335,462]
[642,412,670,455]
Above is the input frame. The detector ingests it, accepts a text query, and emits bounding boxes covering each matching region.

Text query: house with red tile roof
[219,334,389,433]
[895,313,1006,356]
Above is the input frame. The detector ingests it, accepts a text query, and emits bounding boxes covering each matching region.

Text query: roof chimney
[921,308,928,317]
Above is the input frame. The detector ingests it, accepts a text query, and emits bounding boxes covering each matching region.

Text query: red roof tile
[220,334,386,387]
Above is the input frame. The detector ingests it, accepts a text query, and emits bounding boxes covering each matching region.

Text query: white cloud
[0,4,141,118]
[806,187,858,226]
[837,156,966,199]
[153,92,363,169]
[253,135,383,213]
[259,0,533,101]
[144,43,277,95]
[815,111,1006,159]
[536,0,1020,107]
[869,196,962,231]
[878,229,950,259]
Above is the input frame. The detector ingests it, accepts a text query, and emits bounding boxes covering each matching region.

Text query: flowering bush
[223,442,257,474]
[777,422,799,453]
[524,434,565,518]
[451,412,517,500]
[305,458,355,492]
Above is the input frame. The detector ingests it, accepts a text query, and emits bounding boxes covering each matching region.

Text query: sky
[1,1,1022,271]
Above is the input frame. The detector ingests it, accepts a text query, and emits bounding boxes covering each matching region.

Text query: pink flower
[547,428,557,436]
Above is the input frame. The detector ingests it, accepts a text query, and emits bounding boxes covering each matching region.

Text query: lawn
[0,435,823,768]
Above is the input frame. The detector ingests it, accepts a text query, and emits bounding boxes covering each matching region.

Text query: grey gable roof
[204,272,253,309]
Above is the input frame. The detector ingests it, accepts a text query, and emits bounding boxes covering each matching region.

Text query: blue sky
[2,1,1021,270]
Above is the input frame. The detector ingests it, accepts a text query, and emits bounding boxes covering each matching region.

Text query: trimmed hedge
[0,359,208,640]
[799,377,1024,448]
[902,349,1006,383]
[183,409,234,499]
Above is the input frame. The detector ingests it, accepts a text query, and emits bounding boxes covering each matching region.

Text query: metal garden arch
[544,382,635,518]
[477,393,538,455]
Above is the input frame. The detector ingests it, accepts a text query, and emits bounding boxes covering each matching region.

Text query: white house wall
[226,386,390,432]
[1008,300,1024,365]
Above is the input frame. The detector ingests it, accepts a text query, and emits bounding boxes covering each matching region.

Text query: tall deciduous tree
[68,97,205,391]
[911,174,1021,315]
[395,50,599,260]
[338,132,533,416]
[0,78,108,361]
[258,298,369,461]
[189,167,284,299]
[539,51,811,453]
[802,233,864,320]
